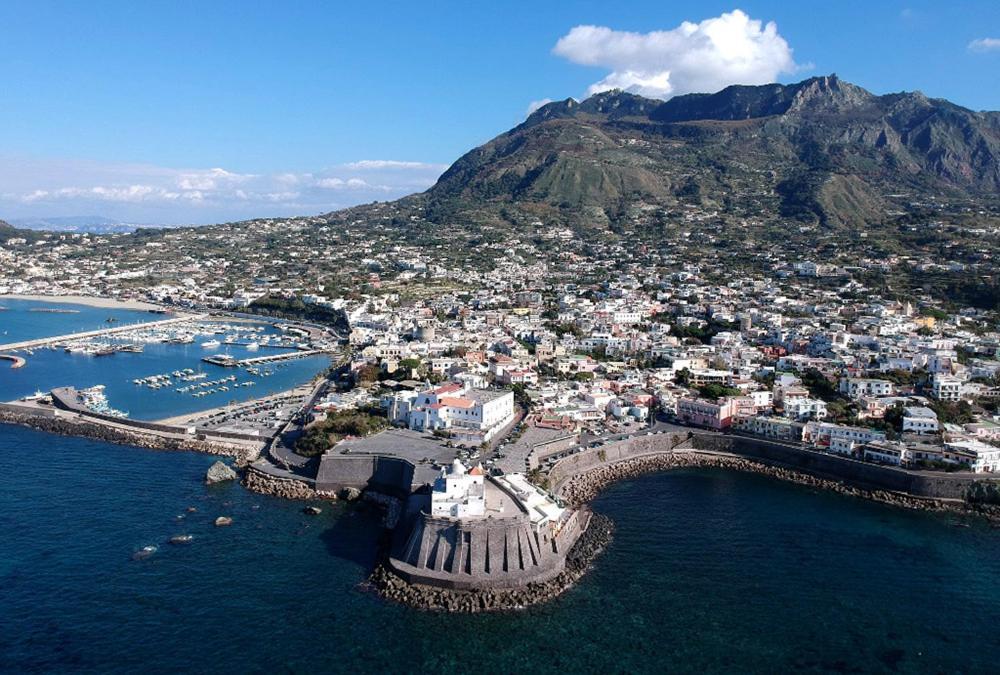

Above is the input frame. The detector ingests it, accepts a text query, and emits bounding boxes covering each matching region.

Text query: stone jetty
[0,408,257,463]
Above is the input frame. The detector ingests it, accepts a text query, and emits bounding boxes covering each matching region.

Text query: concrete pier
[0,313,205,352]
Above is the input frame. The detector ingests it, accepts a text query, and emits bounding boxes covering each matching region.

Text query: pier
[203,349,332,368]
[0,354,26,369]
[0,313,207,352]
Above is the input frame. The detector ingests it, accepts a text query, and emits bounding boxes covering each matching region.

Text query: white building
[839,378,894,400]
[902,406,939,434]
[430,460,485,518]
[943,440,1000,473]
[494,473,565,532]
[804,422,887,449]
[784,397,828,421]
[388,382,515,443]
[932,374,962,402]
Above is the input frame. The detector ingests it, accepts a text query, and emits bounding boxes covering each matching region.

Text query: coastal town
[2,206,999,480]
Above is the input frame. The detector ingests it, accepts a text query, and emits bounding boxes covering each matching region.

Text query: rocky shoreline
[0,410,258,463]
[559,450,1000,523]
[242,466,323,500]
[367,511,614,613]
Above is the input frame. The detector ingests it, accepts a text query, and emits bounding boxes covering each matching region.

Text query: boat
[201,339,221,348]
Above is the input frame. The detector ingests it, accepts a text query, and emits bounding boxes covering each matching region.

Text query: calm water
[0,298,164,344]
[2,425,999,674]
[0,300,330,419]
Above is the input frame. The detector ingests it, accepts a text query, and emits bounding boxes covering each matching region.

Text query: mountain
[420,75,1000,231]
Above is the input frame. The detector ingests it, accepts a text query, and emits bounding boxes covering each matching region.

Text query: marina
[0,300,336,422]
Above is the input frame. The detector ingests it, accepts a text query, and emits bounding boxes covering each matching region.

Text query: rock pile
[205,461,237,484]
[242,467,321,500]
[368,512,614,612]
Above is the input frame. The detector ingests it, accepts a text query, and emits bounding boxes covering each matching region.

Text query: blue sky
[1,1,998,225]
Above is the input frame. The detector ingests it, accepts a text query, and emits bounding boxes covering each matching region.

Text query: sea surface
[0,299,330,419]
[2,425,1000,674]
[0,297,164,344]
[3,301,1000,673]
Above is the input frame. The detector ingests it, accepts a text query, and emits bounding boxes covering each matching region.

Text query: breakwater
[243,466,322,500]
[0,408,258,463]
[368,511,613,613]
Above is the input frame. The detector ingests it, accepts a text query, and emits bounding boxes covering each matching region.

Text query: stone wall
[547,430,987,502]
[316,453,416,496]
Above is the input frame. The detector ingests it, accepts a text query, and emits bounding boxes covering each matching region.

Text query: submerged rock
[169,534,194,545]
[132,545,158,560]
[214,516,233,527]
[338,487,362,501]
[303,506,322,515]
[205,461,238,484]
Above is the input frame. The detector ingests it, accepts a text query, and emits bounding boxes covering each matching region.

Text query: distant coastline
[0,294,162,311]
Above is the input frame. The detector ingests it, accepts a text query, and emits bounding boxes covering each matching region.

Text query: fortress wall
[315,454,416,497]
[389,512,569,590]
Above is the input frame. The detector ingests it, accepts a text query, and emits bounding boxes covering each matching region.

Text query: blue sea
[0,297,166,345]
[1,426,999,673]
[3,299,1000,673]
[0,299,330,420]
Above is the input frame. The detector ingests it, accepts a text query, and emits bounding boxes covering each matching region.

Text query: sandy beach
[0,294,163,311]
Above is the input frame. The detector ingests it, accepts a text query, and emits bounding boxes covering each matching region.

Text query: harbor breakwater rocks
[242,466,324,500]
[368,512,614,613]
[0,409,257,463]
[559,451,999,522]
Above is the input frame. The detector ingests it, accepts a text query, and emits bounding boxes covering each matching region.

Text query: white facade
[840,378,893,400]
[902,406,939,434]
[784,397,828,421]
[397,382,515,443]
[431,460,485,518]
[932,374,962,402]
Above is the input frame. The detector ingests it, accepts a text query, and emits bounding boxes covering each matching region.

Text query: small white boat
[201,340,221,348]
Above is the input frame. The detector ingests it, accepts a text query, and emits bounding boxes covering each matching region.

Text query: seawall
[0,407,258,462]
[546,430,1000,520]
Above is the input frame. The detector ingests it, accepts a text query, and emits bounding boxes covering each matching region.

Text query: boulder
[338,487,362,501]
[214,516,233,527]
[303,506,322,515]
[205,461,237,484]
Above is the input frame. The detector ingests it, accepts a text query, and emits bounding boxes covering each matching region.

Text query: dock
[202,348,332,368]
[0,313,206,352]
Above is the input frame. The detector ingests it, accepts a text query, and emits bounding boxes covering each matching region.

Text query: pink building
[676,397,736,430]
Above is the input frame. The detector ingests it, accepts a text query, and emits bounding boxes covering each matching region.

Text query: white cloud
[526,98,554,115]
[315,177,380,190]
[343,160,446,170]
[0,155,447,225]
[968,38,1000,53]
[553,9,800,99]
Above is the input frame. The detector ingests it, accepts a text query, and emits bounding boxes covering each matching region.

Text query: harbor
[0,300,338,423]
